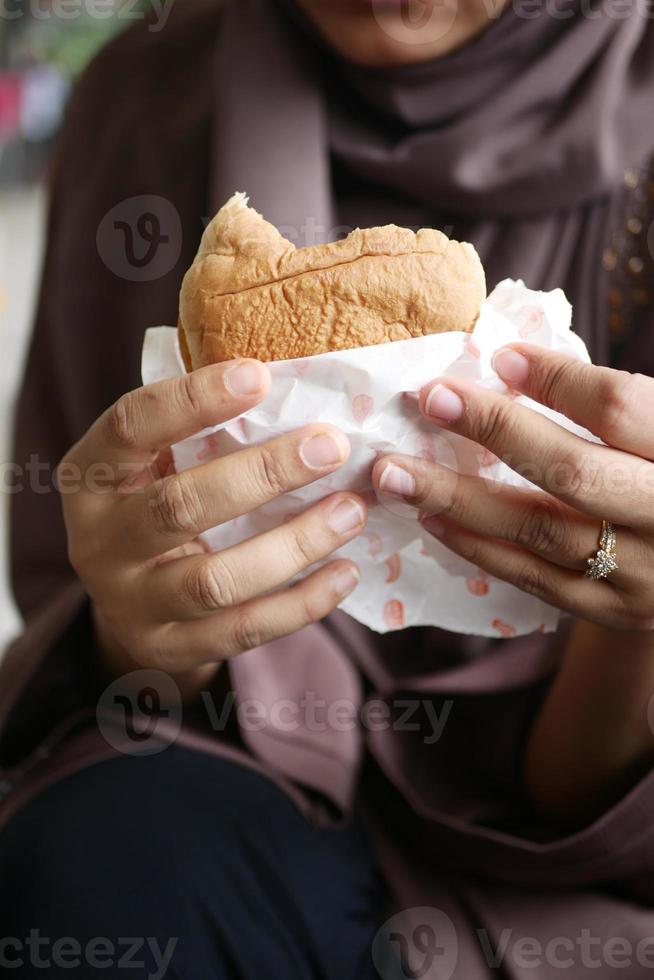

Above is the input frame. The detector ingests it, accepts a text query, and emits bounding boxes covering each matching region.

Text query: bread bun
[178,193,486,369]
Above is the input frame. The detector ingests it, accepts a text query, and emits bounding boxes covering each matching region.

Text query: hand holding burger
[61,196,485,697]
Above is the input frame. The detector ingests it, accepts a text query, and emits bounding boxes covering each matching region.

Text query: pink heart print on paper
[518,305,544,338]
[385,554,401,584]
[196,433,222,462]
[363,531,383,558]
[466,569,489,596]
[351,394,374,425]
[465,337,481,358]
[479,447,499,468]
[384,599,405,630]
[415,431,439,463]
[284,358,311,379]
[492,618,517,638]
[294,359,311,376]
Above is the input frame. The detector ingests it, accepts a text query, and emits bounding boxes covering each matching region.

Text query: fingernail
[422,515,446,538]
[224,360,266,396]
[492,348,529,386]
[300,432,347,469]
[328,498,366,535]
[425,384,464,423]
[379,463,416,497]
[334,564,360,598]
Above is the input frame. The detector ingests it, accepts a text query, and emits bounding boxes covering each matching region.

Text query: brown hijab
[211,0,654,365]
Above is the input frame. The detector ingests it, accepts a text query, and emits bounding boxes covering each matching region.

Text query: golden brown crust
[178,193,486,367]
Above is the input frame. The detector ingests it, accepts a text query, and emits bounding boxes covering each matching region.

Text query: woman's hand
[372,345,654,823]
[372,345,654,633]
[60,359,366,698]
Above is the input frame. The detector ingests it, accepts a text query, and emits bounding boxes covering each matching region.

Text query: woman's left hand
[372,344,654,633]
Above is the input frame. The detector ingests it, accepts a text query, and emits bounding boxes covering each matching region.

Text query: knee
[0,747,303,904]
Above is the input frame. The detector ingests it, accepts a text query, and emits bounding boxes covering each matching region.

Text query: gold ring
[586,520,619,581]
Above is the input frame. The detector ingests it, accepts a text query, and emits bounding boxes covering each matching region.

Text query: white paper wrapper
[142,279,594,638]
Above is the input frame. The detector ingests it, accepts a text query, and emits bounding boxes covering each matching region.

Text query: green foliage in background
[1,1,160,78]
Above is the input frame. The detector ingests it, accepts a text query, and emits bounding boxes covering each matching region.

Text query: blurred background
[0,3,150,651]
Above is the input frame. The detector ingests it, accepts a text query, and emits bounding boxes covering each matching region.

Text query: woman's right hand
[59,359,366,696]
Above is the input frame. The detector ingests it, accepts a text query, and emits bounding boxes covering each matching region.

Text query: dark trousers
[0,748,384,978]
